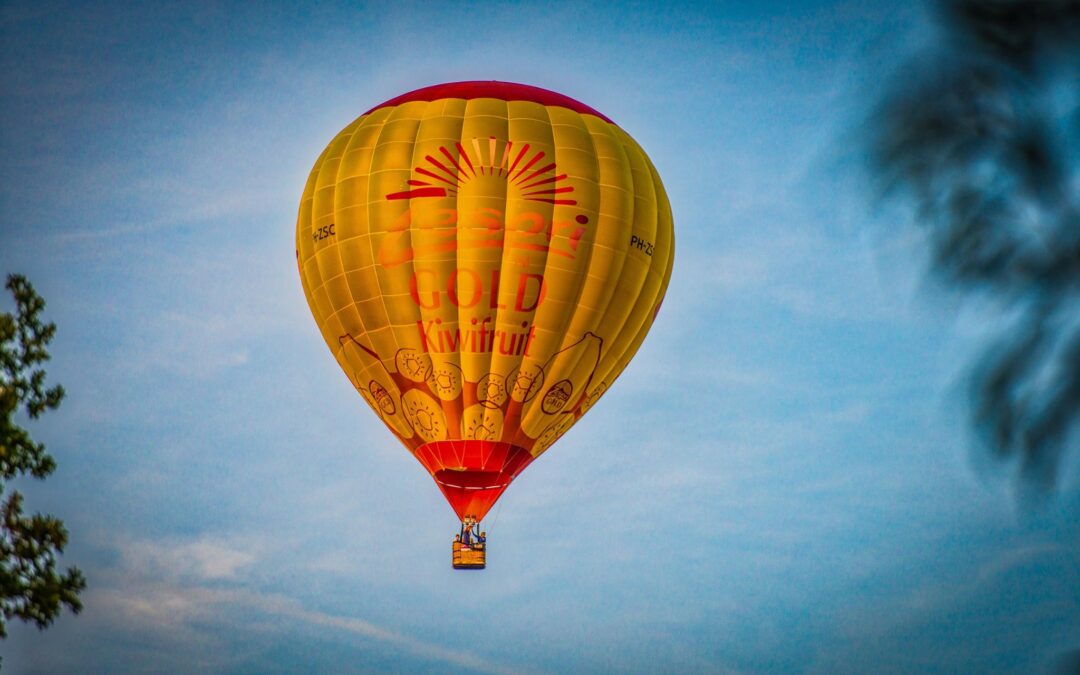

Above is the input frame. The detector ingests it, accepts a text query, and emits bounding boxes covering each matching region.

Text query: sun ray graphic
[387,138,577,205]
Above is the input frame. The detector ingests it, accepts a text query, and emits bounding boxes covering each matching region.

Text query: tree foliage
[868,0,1080,494]
[0,274,84,638]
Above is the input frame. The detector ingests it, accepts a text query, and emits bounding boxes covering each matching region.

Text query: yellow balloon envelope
[296,81,674,522]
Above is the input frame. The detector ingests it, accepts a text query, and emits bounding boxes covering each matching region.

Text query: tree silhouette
[0,274,85,638]
[868,0,1080,495]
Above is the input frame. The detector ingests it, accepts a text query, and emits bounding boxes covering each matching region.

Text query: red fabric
[365,81,613,123]
[413,440,535,521]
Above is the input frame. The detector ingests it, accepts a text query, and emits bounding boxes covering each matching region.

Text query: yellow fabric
[297,95,674,459]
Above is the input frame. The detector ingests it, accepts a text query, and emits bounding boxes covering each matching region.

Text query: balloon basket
[452,541,486,570]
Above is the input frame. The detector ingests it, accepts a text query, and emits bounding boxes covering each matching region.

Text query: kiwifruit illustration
[426,361,463,401]
[476,371,509,409]
[508,363,544,403]
[402,389,447,443]
[395,347,433,382]
[462,403,504,441]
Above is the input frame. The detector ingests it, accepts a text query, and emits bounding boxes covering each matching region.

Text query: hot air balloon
[296,81,673,568]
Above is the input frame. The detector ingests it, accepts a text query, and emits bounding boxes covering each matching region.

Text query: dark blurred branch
[867,0,1080,494]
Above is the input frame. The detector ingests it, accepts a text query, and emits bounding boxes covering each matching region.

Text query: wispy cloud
[129,309,253,378]
[811,539,1080,672]
[247,594,526,675]
[70,535,528,675]
[119,536,257,581]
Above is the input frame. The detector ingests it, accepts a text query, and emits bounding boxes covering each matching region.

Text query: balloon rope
[487,498,504,535]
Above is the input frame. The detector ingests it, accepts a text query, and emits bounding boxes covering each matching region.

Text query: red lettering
[515,273,545,312]
[409,269,440,309]
[448,268,482,308]
[511,211,546,235]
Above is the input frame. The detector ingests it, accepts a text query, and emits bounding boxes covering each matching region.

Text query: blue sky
[2,1,1078,673]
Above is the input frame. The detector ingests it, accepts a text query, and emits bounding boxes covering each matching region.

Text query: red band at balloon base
[413,440,534,522]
